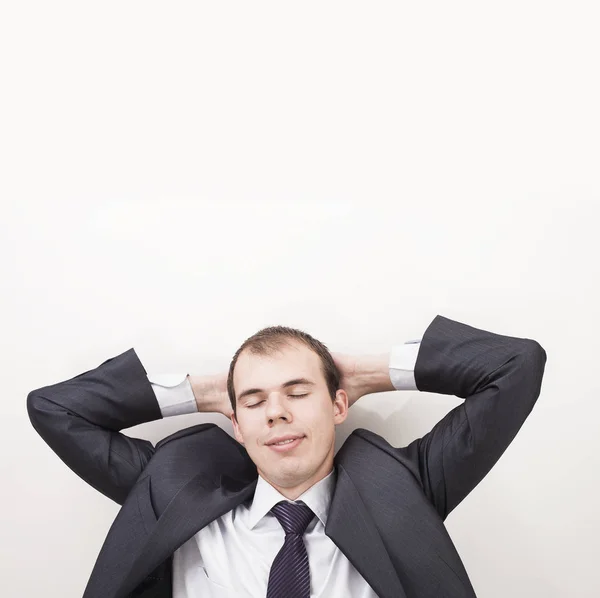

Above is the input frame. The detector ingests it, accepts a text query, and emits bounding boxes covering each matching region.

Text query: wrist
[354,353,395,396]
[188,373,229,414]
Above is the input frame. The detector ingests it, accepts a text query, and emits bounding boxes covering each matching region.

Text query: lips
[267,436,304,452]
[266,434,305,446]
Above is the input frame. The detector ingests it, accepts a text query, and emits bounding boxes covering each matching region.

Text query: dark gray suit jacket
[27,315,547,598]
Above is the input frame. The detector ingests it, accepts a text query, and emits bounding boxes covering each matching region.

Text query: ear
[333,389,349,425]
[231,411,245,445]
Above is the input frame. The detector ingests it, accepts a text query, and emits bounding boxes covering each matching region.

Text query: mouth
[267,436,305,453]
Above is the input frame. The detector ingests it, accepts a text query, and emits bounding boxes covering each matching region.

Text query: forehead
[233,341,320,385]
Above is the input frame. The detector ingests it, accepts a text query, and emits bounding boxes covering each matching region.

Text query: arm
[342,315,547,520]
[26,348,223,505]
[412,316,546,520]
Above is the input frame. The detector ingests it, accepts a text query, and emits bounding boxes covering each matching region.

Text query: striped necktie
[266,500,315,598]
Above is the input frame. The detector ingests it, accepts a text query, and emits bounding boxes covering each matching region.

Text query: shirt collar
[247,466,337,530]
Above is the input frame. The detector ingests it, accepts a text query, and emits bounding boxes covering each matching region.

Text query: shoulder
[337,427,421,481]
[142,423,256,506]
[155,422,227,450]
[151,423,255,477]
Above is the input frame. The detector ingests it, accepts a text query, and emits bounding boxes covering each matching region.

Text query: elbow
[27,391,43,428]
[26,390,53,431]
[524,339,547,370]
[520,339,547,403]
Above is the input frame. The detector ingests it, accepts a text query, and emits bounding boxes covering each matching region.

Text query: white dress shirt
[142,338,422,597]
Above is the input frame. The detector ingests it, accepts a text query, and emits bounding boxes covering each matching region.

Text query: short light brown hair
[227,326,340,416]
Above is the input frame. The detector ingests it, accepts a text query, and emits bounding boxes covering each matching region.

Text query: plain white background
[1,2,598,597]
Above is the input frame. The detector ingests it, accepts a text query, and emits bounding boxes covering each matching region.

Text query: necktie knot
[270,500,314,536]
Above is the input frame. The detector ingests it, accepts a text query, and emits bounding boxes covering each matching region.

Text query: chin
[265,463,311,485]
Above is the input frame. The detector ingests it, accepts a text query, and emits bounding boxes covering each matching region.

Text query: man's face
[231,341,348,499]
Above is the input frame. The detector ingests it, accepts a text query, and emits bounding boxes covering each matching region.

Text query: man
[27,314,547,597]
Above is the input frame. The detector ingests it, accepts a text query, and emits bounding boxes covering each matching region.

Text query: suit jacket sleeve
[26,348,161,505]
[404,315,547,520]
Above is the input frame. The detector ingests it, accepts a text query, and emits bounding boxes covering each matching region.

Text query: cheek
[302,407,335,443]
[235,416,260,445]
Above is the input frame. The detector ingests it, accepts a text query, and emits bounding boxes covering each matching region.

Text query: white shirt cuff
[147,373,198,417]
[389,339,421,390]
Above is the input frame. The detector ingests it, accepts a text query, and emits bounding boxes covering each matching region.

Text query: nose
[265,394,291,423]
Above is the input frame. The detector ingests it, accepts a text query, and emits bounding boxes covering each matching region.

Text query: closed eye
[246,394,308,408]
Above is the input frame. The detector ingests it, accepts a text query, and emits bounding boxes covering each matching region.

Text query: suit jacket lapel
[116,472,257,598]
[326,464,407,598]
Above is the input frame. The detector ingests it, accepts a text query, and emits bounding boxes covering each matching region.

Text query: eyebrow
[237,378,315,403]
